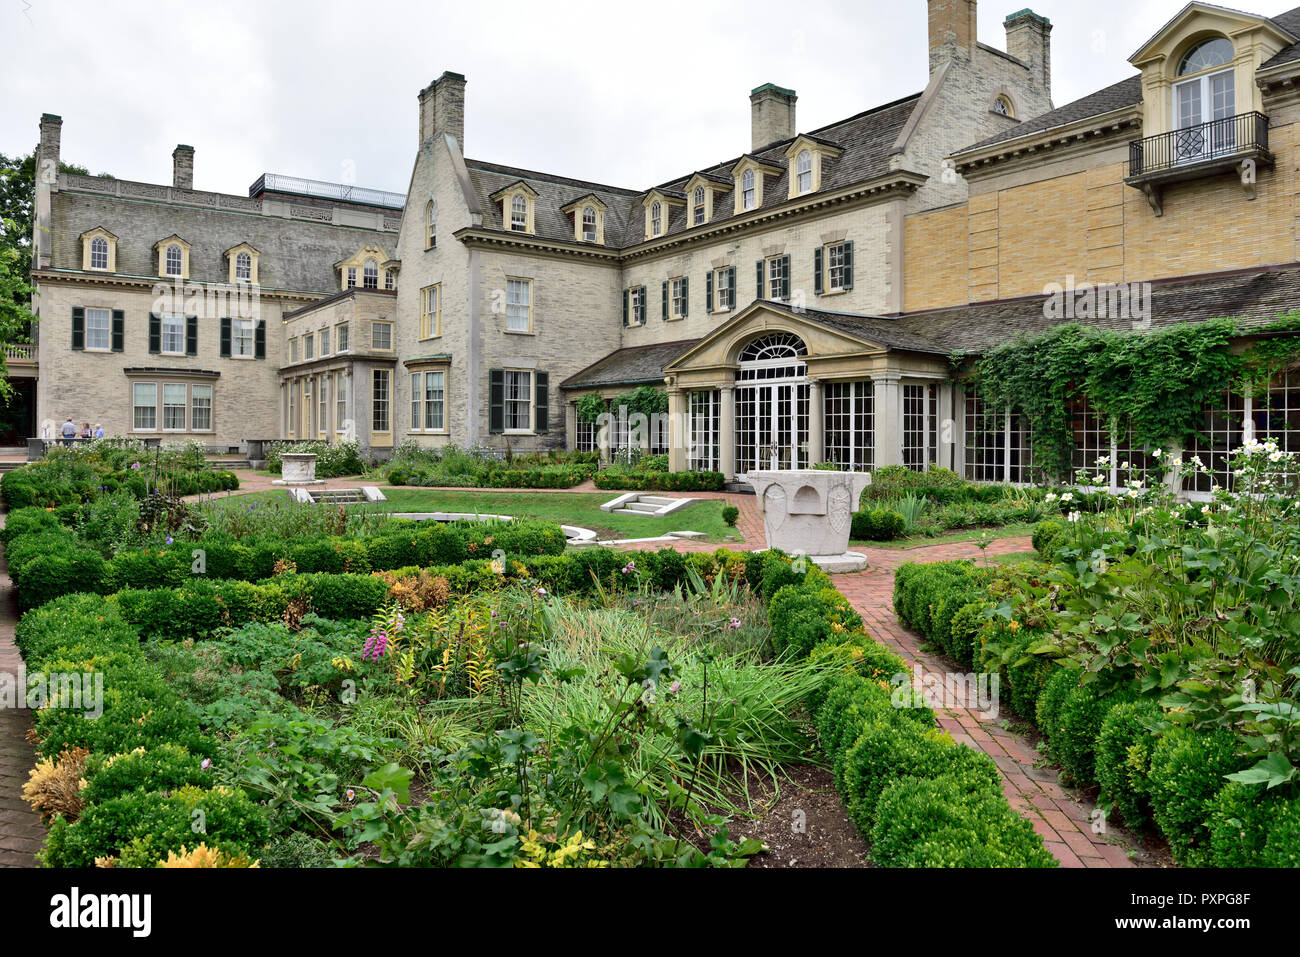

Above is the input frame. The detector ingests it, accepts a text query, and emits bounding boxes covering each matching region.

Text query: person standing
[93,424,105,439]
[60,418,76,447]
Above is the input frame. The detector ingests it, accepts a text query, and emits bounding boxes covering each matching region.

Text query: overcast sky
[0,0,1249,196]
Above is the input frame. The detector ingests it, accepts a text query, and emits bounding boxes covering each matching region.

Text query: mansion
[22,1,1300,493]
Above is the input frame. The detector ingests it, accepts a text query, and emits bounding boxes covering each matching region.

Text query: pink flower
[201,758,211,771]
[729,617,742,629]
[670,681,681,694]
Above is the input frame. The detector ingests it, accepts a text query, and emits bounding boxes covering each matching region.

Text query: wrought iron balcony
[1126,112,1272,216]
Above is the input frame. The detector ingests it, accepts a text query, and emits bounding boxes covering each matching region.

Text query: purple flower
[201,758,211,771]
[165,536,174,545]
[362,629,389,661]
[622,561,636,575]
[130,462,141,470]
[670,681,681,694]
[535,587,547,597]
[729,617,742,630]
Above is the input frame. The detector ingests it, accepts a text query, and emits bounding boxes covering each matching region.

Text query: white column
[874,374,903,467]
[565,401,578,451]
[720,385,735,480]
[807,379,824,466]
[667,387,687,472]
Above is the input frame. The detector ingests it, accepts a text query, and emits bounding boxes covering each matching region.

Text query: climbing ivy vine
[575,386,668,423]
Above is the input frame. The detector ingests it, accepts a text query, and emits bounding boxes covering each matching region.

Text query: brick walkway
[0,518,46,868]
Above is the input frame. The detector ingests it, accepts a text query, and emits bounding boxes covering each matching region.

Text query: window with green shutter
[534,372,549,434]
[219,317,232,358]
[111,310,125,353]
[148,314,162,354]
[71,306,85,350]
[185,315,198,356]
[489,369,505,433]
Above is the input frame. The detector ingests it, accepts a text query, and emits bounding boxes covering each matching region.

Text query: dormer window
[1180,37,1233,74]
[154,235,191,280]
[491,181,538,235]
[510,195,527,231]
[796,151,812,194]
[582,206,597,242]
[165,245,182,276]
[741,170,755,211]
[562,194,606,244]
[81,227,118,272]
[693,187,705,225]
[426,200,437,248]
[235,252,251,281]
[90,237,108,270]
[363,259,379,289]
[651,201,662,237]
[347,268,357,289]
[782,136,841,199]
[337,244,391,292]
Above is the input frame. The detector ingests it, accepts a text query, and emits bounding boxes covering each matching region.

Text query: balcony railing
[4,344,36,363]
[248,173,406,210]
[1129,111,1269,177]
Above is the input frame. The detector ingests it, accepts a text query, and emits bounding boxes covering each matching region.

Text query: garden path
[0,516,47,867]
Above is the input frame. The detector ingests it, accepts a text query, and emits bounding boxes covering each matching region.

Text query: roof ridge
[464,159,642,197]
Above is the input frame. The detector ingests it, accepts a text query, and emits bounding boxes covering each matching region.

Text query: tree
[0,218,37,401]
[0,152,95,295]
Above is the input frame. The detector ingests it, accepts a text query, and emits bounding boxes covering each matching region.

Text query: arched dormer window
[582,206,597,242]
[165,244,182,277]
[426,200,437,248]
[693,187,705,225]
[90,237,108,270]
[651,201,662,237]
[992,95,1014,117]
[796,150,812,194]
[363,259,379,289]
[741,170,756,210]
[510,194,527,231]
[235,251,251,282]
[1172,36,1235,159]
[1179,36,1234,75]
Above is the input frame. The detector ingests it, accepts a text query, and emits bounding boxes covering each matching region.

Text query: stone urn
[748,469,872,571]
[273,452,323,487]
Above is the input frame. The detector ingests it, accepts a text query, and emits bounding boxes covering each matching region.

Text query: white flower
[1067,511,1082,523]
[1151,448,1163,459]
[1045,493,1058,504]
[1060,492,1074,503]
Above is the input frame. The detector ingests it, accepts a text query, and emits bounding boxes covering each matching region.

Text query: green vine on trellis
[576,386,668,423]
[967,318,1295,481]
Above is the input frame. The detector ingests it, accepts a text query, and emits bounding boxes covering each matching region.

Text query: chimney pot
[419,71,467,150]
[750,83,797,152]
[927,0,978,72]
[38,113,62,173]
[172,144,194,190]
[1004,9,1052,99]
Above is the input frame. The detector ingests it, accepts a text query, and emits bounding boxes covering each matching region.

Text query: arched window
[90,236,108,270]
[693,187,705,225]
[426,200,437,247]
[582,206,597,242]
[363,259,378,289]
[1179,37,1234,75]
[164,244,182,277]
[741,169,756,210]
[510,194,527,231]
[651,201,662,237]
[235,251,251,281]
[992,95,1014,117]
[739,332,807,363]
[796,151,813,194]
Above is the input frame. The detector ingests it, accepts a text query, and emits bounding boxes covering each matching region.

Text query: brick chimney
[928,0,977,71]
[419,71,467,149]
[1005,9,1052,98]
[750,83,797,151]
[37,113,62,172]
[172,144,194,190]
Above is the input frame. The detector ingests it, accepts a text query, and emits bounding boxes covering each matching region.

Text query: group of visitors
[58,418,104,446]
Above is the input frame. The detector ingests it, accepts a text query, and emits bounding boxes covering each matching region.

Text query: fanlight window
[90,236,108,270]
[739,333,807,363]
[1179,37,1234,75]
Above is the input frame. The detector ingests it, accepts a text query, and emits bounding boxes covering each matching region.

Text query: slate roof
[561,340,699,389]
[1262,3,1300,65]
[959,75,1144,153]
[467,92,922,251]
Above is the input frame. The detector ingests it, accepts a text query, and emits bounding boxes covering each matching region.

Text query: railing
[248,173,406,210]
[1130,112,1269,177]
[4,344,36,362]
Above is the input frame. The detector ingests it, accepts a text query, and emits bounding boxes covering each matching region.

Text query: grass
[850,522,1037,550]
[200,487,743,543]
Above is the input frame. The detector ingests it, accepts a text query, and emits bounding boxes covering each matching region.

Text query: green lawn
[850,522,1037,550]
[209,488,743,543]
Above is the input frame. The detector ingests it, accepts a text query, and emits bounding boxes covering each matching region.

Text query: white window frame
[372,368,390,432]
[504,370,533,433]
[85,307,112,351]
[714,268,733,311]
[371,321,393,351]
[336,323,350,353]
[510,194,528,231]
[191,384,213,433]
[89,237,109,270]
[693,187,705,225]
[363,259,379,290]
[506,278,532,333]
[320,327,330,356]
[133,383,157,431]
[741,170,755,210]
[671,277,687,319]
[162,383,188,432]
[335,371,348,434]
[232,318,256,358]
[235,251,251,282]
[582,206,597,242]
[651,201,662,238]
[421,284,441,339]
[164,244,183,277]
[796,150,812,194]
[827,242,848,292]
[161,314,185,356]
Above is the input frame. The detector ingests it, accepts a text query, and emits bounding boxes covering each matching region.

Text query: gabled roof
[561,340,700,390]
[958,75,1144,154]
[488,179,540,202]
[559,192,608,214]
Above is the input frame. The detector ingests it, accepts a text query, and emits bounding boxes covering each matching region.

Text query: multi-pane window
[827,242,849,292]
[191,385,212,432]
[288,383,296,436]
[162,383,187,431]
[335,372,348,434]
[363,260,379,290]
[824,381,874,471]
[629,286,646,325]
[576,417,598,453]
[421,284,440,338]
[1184,392,1243,494]
[796,150,812,194]
[766,256,789,301]
[741,170,755,210]
[304,332,315,361]
[90,237,108,270]
[133,384,157,431]
[164,244,182,277]
[320,328,330,356]
[411,371,445,431]
[651,201,662,237]
[161,315,184,355]
[372,369,390,432]
[384,270,394,291]
[693,187,705,225]
[582,206,597,242]
[670,278,687,319]
[902,383,937,472]
[232,318,255,357]
[1068,397,1156,489]
[347,267,357,289]
[1255,368,1300,452]
[510,195,528,231]
[506,279,531,332]
[372,321,393,350]
[318,375,328,434]
[426,200,437,248]
[687,390,720,472]
[714,267,734,311]
[235,251,251,281]
[289,338,299,363]
[505,370,532,431]
[336,323,349,352]
[303,378,312,435]
[85,307,111,350]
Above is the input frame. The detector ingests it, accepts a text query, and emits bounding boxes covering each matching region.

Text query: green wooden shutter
[71,307,85,350]
[843,241,854,290]
[148,313,162,354]
[219,317,232,358]
[622,289,629,327]
[255,320,267,359]
[780,256,791,300]
[705,270,713,313]
[814,247,824,296]
[681,277,689,317]
[185,315,198,356]
[111,310,125,353]
[727,267,736,308]
[661,281,669,320]
[534,372,549,434]
[488,370,505,433]
[756,260,764,300]
[637,286,646,323]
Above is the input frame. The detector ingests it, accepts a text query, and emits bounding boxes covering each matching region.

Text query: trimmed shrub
[1148,726,1244,866]
[851,508,906,542]
[1095,699,1161,831]
[1259,799,1300,867]
[1206,783,1287,868]
[592,468,725,492]
[1031,519,1067,559]
[721,504,739,527]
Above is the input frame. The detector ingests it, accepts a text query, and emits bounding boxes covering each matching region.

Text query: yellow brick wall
[902,204,969,310]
